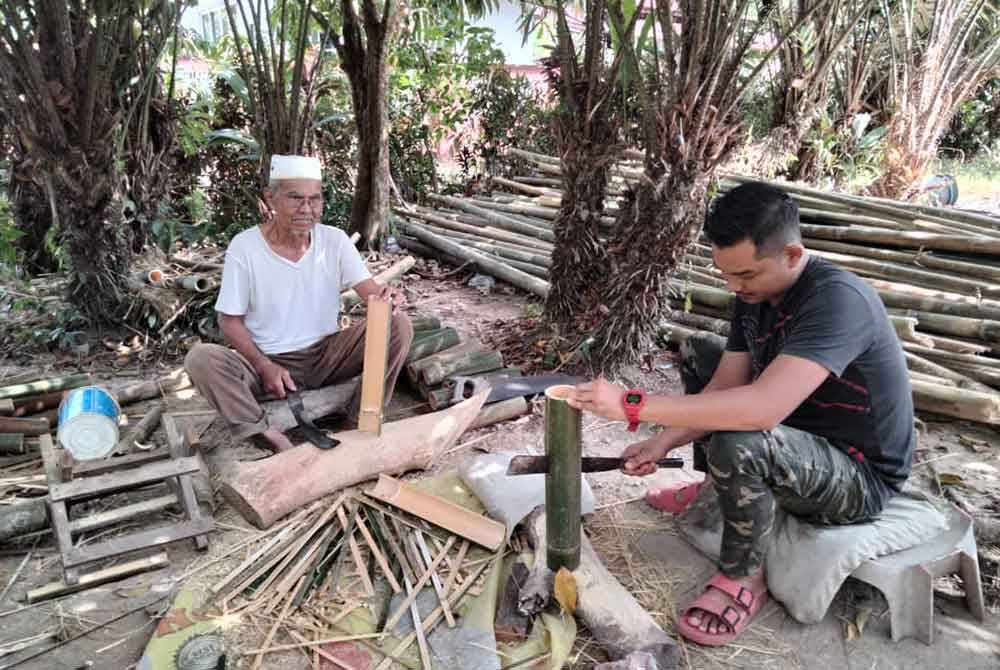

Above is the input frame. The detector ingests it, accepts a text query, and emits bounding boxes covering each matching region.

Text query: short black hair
[704,182,801,257]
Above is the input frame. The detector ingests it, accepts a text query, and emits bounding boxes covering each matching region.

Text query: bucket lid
[60,414,117,460]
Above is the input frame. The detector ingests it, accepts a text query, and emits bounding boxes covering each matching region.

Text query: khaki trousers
[185,313,414,440]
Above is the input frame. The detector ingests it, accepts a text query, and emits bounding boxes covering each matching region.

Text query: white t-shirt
[215,225,371,354]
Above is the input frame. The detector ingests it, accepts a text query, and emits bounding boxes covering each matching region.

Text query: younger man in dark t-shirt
[568,182,915,648]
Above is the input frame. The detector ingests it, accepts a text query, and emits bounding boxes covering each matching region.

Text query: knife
[287,390,340,450]
[506,455,684,476]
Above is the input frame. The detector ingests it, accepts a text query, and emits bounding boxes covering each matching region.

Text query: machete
[506,455,685,476]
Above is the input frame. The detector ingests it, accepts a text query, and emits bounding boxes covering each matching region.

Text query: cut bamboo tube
[358,295,392,435]
[469,395,531,430]
[0,375,90,401]
[26,553,168,603]
[410,315,441,332]
[177,275,212,292]
[0,399,13,415]
[0,433,25,455]
[407,341,483,385]
[405,327,461,363]
[0,417,49,436]
[544,385,582,572]
[421,349,503,387]
[366,474,505,550]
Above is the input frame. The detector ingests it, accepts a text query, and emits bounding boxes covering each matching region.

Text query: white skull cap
[269,155,322,181]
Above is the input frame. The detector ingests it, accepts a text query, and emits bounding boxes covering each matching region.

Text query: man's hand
[621,435,672,476]
[379,283,407,313]
[257,360,297,399]
[566,377,627,421]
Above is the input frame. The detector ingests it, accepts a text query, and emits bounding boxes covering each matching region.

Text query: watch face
[626,392,642,404]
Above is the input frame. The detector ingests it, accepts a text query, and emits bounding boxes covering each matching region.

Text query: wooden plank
[26,552,169,603]
[68,447,170,477]
[357,295,391,435]
[38,434,78,585]
[165,414,209,550]
[69,494,178,535]
[48,456,201,502]
[366,474,505,550]
[63,518,215,567]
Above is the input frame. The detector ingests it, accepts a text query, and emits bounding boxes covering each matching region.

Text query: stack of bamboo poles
[405,315,529,425]
[0,375,92,458]
[213,491,498,669]
[393,148,1000,427]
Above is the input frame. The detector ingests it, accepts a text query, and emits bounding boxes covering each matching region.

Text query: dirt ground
[0,261,998,669]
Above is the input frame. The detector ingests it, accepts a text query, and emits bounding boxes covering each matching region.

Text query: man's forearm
[221,318,270,371]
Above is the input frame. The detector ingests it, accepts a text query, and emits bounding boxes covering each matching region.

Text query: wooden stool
[40,415,212,586]
[850,504,986,644]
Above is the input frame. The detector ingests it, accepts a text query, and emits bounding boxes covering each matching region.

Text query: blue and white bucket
[58,386,120,460]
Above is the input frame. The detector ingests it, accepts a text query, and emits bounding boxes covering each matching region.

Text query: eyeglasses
[282,193,324,211]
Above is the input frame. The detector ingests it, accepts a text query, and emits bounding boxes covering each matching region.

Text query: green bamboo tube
[421,350,504,387]
[405,327,461,363]
[407,341,481,385]
[0,374,91,401]
[544,385,582,572]
[410,315,441,333]
[0,433,25,455]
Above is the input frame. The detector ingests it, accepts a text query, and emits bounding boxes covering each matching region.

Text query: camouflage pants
[679,333,893,577]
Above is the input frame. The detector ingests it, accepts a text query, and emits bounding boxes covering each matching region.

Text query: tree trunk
[336,0,403,248]
[591,168,709,373]
[9,169,58,273]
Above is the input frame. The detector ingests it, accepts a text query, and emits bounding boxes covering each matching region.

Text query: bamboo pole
[800,223,1000,256]
[903,352,992,392]
[341,256,416,310]
[805,238,1000,282]
[910,380,1000,425]
[888,308,1000,343]
[0,417,49,436]
[398,209,554,252]
[428,194,556,243]
[404,223,551,298]
[406,327,461,363]
[812,249,1000,296]
[544,385,582,572]
[0,375,91,401]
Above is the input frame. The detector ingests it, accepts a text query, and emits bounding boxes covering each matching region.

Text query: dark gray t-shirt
[726,256,915,490]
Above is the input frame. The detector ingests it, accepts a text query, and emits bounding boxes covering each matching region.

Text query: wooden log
[12,391,65,417]
[0,433,25,455]
[0,375,90,401]
[0,417,49,436]
[259,381,359,434]
[521,509,681,665]
[341,256,416,311]
[911,380,1000,425]
[114,370,191,407]
[0,497,48,542]
[405,223,551,298]
[220,392,488,528]
[406,327,461,363]
[366,473,505,550]
[428,194,557,242]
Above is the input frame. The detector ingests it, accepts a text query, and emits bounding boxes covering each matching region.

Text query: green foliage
[0,193,23,274]
[802,112,888,187]
[940,78,1000,160]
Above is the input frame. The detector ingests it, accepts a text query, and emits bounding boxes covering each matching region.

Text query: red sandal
[676,573,768,647]
[644,480,703,514]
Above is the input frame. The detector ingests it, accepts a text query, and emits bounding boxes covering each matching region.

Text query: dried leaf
[937,473,965,486]
[553,567,577,614]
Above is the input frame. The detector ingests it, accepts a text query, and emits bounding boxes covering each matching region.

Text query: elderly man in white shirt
[185,155,413,452]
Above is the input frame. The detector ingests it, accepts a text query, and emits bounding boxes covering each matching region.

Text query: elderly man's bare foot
[251,428,295,453]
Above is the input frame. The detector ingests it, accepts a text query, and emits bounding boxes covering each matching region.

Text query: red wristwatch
[622,389,646,432]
